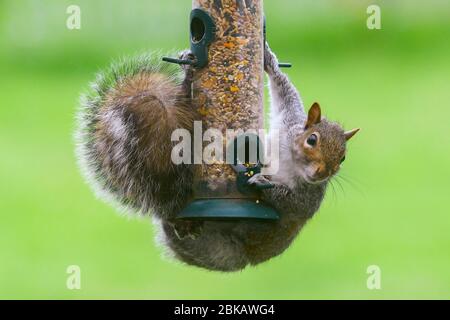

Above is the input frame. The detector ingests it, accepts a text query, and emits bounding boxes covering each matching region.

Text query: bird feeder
[165,0,279,220]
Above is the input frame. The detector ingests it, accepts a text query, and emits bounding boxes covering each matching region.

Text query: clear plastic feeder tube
[191,0,265,201]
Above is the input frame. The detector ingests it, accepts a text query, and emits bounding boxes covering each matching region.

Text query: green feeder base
[177,199,279,220]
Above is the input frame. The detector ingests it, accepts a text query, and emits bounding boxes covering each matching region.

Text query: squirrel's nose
[315,166,328,179]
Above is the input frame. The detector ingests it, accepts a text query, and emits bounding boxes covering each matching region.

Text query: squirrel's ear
[344,128,360,141]
[305,102,322,129]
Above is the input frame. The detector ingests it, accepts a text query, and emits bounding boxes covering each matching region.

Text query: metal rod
[278,63,292,68]
[162,57,196,65]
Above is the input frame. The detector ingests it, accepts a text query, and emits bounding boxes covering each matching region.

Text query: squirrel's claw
[248,173,275,190]
[264,42,279,74]
[178,50,195,62]
[169,220,203,241]
[178,50,197,73]
[172,50,196,89]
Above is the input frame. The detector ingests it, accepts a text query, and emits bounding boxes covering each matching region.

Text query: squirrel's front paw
[248,173,275,190]
[264,42,279,74]
[179,50,196,73]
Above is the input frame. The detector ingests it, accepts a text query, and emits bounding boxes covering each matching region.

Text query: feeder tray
[178,199,279,220]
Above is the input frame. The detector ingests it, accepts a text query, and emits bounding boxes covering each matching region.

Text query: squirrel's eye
[306,134,318,147]
[340,156,346,163]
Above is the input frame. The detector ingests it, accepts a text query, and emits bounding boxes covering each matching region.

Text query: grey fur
[158,44,349,272]
[75,51,195,219]
[76,46,351,272]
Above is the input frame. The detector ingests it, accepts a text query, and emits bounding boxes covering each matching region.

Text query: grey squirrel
[76,44,359,272]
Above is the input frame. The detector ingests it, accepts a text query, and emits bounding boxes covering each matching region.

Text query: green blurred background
[1,0,449,299]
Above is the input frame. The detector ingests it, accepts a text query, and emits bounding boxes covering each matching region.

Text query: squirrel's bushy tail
[75,52,195,218]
